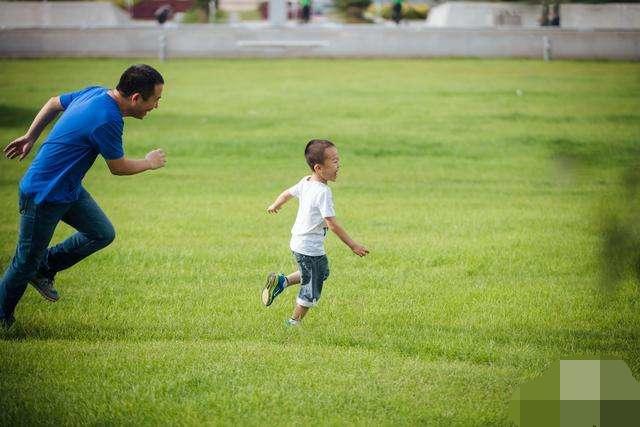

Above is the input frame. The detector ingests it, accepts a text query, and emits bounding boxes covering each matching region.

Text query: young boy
[263,139,369,326]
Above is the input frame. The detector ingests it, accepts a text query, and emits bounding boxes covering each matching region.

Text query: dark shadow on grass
[0,314,232,342]
[2,310,637,377]
[350,139,469,158]
[0,322,134,342]
[550,137,640,168]
[489,112,640,125]
[0,104,39,128]
[313,321,640,373]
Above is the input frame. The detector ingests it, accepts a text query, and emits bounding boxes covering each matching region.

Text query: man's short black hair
[305,139,335,171]
[116,64,164,100]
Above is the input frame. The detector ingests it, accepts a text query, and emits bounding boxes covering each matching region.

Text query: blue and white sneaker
[261,272,287,307]
[285,317,300,327]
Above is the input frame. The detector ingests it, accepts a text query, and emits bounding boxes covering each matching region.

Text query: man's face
[131,84,163,119]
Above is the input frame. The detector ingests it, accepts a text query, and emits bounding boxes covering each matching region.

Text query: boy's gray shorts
[293,251,330,308]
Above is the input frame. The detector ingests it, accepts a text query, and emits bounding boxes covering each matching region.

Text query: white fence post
[269,0,287,26]
[543,35,551,61]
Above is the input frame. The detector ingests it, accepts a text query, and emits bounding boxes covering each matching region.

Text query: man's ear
[131,92,142,103]
[313,163,322,173]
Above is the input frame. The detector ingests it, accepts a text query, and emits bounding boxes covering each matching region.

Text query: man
[1,64,166,330]
[392,0,403,25]
[300,0,311,24]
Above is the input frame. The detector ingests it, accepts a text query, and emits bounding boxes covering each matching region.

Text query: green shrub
[368,3,429,20]
[334,0,373,23]
[335,0,372,11]
[180,5,228,23]
[405,4,428,19]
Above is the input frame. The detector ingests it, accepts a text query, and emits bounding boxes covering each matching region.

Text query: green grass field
[1,59,639,425]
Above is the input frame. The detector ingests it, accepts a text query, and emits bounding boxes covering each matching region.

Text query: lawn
[1,58,639,425]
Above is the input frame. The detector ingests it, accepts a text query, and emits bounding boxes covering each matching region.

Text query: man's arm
[106,149,166,176]
[324,216,369,257]
[3,97,64,161]
[267,190,293,213]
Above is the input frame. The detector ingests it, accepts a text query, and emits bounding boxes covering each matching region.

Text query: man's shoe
[261,272,287,307]
[1,315,15,331]
[30,274,59,302]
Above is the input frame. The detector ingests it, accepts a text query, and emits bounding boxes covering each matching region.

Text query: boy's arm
[324,216,369,257]
[4,96,64,161]
[267,190,293,214]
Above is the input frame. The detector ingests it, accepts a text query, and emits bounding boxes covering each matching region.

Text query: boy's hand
[267,191,293,214]
[351,244,369,257]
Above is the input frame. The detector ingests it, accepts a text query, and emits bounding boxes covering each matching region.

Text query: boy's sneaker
[261,272,287,307]
[29,274,59,302]
[1,315,15,331]
[285,318,300,327]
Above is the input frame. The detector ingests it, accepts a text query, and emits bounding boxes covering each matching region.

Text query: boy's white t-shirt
[288,176,336,256]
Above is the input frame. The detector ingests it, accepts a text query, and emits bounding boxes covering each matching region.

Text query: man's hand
[350,243,369,257]
[107,150,167,176]
[145,148,166,170]
[4,96,63,161]
[4,135,35,161]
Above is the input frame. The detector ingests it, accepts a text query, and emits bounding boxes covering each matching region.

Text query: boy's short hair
[116,64,164,100]
[305,139,335,171]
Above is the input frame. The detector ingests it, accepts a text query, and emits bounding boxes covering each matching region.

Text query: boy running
[263,139,369,326]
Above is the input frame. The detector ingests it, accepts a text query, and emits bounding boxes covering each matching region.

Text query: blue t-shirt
[20,86,124,204]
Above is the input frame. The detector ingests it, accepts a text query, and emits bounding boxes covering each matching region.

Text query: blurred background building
[0,0,638,59]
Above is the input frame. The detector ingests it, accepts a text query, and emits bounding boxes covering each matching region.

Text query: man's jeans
[0,188,115,320]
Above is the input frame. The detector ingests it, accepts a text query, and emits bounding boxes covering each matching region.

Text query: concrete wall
[0,25,638,60]
[0,1,132,28]
[224,0,264,12]
[426,2,543,28]
[561,3,640,29]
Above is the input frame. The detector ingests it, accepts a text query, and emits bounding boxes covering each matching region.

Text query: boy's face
[317,146,340,182]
